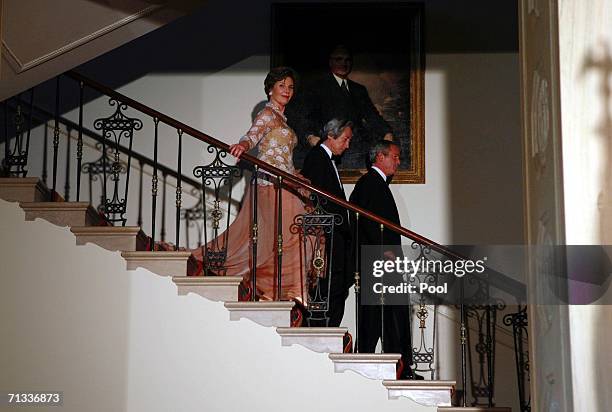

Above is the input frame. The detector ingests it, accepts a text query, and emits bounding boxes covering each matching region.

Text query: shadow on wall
[434,53,524,245]
[580,40,612,245]
[582,40,612,412]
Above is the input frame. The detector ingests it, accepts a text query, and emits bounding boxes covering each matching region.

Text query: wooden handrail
[66,70,526,299]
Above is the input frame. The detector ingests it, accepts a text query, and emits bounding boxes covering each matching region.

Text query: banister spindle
[175,129,183,250]
[486,305,494,407]
[150,117,160,251]
[161,172,167,242]
[251,165,259,301]
[100,118,108,217]
[42,122,48,185]
[3,101,8,173]
[64,127,71,201]
[24,88,34,177]
[76,81,84,201]
[379,223,385,352]
[460,279,468,407]
[137,159,144,227]
[354,212,360,353]
[12,95,23,173]
[52,76,61,196]
[276,175,283,300]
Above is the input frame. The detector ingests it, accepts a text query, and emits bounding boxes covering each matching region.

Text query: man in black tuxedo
[301,119,354,327]
[350,140,420,379]
[288,45,393,169]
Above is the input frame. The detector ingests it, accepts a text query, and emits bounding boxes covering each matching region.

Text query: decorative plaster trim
[1,4,162,73]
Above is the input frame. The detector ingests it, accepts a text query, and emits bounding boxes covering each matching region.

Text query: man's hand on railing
[229,141,250,158]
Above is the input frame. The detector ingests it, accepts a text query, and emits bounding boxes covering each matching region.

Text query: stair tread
[0,177,42,184]
[383,379,456,388]
[329,353,401,362]
[71,226,141,234]
[0,178,51,203]
[438,408,511,411]
[20,201,92,208]
[224,301,295,309]
[122,251,192,258]
[172,275,243,285]
[277,327,348,335]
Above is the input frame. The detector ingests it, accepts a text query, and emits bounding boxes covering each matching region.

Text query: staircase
[0,180,513,412]
[0,69,526,411]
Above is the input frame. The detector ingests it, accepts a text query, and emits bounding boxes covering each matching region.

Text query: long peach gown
[191,102,311,304]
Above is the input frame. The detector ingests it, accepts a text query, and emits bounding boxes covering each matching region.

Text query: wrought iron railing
[504,305,531,412]
[1,71,529,407]
[4,98,212,248]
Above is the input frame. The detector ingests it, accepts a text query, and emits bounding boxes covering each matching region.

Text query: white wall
[0,198,436,412]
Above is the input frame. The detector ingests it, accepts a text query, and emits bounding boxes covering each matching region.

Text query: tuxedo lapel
[318,145,345,199]
[368,169,398,221]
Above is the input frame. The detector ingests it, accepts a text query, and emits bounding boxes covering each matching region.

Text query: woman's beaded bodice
[239,102,297,180]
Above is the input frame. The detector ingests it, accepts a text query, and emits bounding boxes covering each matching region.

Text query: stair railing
[1,71,529,406]
[4,98,216,249]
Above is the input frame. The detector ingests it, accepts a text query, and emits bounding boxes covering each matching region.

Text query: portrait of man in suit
[288,45,393,171]
[273,3,425,183]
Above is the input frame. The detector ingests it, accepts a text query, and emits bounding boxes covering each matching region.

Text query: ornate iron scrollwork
[81,142,127,216]
[406,241,438,379]
[466,306,497,406]
[180,187,205,248]
[463,272,506,407]
[92,99,142,225]
[292,193,343,326]
[192,145,241,275]
[2,92,34,177]
[503,305,530,412]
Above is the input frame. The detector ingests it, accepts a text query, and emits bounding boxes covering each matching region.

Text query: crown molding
[1,4,162,74]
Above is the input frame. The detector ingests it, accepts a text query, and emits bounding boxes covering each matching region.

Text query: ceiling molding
[1,4,162,74]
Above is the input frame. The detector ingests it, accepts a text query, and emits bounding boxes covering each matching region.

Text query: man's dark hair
[264,67,298,98]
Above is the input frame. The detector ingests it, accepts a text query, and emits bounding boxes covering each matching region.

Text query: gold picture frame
[272,2,425,184]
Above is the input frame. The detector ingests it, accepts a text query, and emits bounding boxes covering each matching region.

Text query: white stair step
[20,201,98,227]
[172,276,243,302]
[276,327,347,353]
[383,380,455,406]
[224,301,295,327]
[0,177,49,202]
[438,408,511,412]
[121,251,191,276]
[328,353,401,380]
[71,226,141,251]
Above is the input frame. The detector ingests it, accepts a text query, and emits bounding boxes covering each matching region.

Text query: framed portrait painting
[272,2,425,183]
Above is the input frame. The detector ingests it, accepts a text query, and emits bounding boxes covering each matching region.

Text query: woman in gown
[191,67,312,307]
